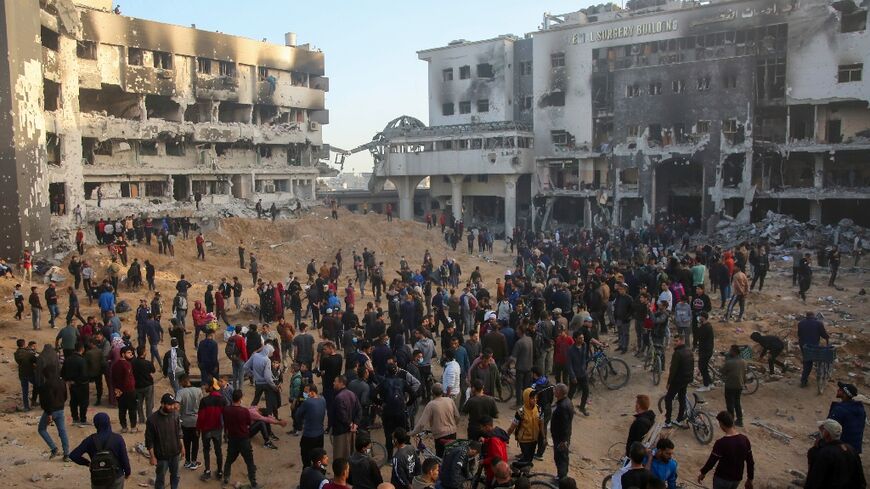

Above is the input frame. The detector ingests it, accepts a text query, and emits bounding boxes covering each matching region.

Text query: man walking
[15,339,38,411]
[696,313,714,393]
[721,344,747,427]
[133,346,156,426]
[37,365,70,461]
[798,312,829,388]
[550,383,573,480]
[222,390,262,488]
[146,394,184,489]
[698,411,754,489]
[69,412,131,488]
[664,335,693,428]
[61,341,90,426]
[112,346,138,433]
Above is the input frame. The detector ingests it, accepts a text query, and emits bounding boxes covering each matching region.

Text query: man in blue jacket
[70,412,131,487]
[197,329,219,386]
[827,382,866,454]
[797,311,829,387]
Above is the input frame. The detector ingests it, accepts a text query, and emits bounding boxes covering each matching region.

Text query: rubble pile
[709,211,870,250]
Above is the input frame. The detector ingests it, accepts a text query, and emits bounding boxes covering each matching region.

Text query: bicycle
[587,347,630,390]
[601,423,665,489]
[696,346,760,395]
[643,342,666,386]
[357,429,389,467]
[657,392,714,444]
[414,430,442,463]
[802,345,836,395]
[510,460,559,489]
[494,366,516,403]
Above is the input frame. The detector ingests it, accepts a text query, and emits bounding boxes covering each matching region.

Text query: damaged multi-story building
[369,0,869,234]
[0,0,329,258]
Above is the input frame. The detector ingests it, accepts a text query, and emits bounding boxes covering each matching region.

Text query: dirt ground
[0,208,866,489]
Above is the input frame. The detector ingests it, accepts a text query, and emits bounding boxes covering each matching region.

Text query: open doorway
[654,158,703,221]
[172,175,189,201]
[49,182,67,215]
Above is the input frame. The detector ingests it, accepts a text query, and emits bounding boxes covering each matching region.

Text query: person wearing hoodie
[245,343,278,409]
[70,412,131,488]
[479,416,509,486]
[348,434,383,489]
[507,387,542,464]
[61,341,90,425]
[664,334,694,428]
[626,395,656,457]
[191,301,207,348]
[196,329,219,386]
[826,382,866,454]
[38,364,70,461]
[196,380,226,481]
[161,338,189,393]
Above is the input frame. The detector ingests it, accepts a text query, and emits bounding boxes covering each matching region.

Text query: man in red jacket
[196,232,206,261]
[215,290,230,326]
[112,346,137,432]
[196,380,226,481]
[222,389,260,488]
[479,416,508,485]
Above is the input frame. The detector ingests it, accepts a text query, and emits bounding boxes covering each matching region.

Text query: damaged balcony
[781,101,870,151]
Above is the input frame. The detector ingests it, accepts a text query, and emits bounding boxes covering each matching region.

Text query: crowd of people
[8,209,867,489]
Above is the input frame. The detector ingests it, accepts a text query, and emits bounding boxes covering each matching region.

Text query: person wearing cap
[826,382,866,454]
[805,418,866,489]
[145,393,184,489]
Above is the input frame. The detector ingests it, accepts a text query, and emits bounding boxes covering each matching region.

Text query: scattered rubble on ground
[708,211,870,251]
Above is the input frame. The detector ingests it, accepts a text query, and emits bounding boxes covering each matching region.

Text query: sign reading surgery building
[571,19,678,44]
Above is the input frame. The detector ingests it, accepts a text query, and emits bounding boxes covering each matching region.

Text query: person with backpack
[376,359,418,459]
[225,328,248,391]
[70,412,131,489]
[172,294,188,330]
[161,338,189,393]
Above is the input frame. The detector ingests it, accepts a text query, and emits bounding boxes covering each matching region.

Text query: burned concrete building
[371,0,869,232]
[0,0,328,258]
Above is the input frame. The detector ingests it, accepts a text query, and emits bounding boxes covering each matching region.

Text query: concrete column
[813,154,824,189]
[503,175,518,238]
[289,178,294,197]
[810,200,822,223]
[584,198,593,229]
[448,175,463,221]
[310,178,316,199]
[391,176,419,221]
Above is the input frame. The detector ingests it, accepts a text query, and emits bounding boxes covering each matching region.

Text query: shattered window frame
[153,51,173,70]
[76,40,97,60]
[128,47,144,66]
[696,120,711,134]
[476,63,494,79]
[442,68,454,82]
[551,52,566,68]
[672,79,685,93]
[219,60,237,77]
[476,99,490,113]
[459,65,471,80]
[442,102,455,116]
[722,118,739,134]
[197,58,212,74]
[648,82,662,96]
[459,101,472,114]
[841,10,867,33]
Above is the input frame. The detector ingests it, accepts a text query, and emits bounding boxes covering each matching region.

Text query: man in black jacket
[664,335,694,427]
[61,342,90,425]
[749,332,787,375]
[696,312,715,392]
[550,383,574,480]
[612,284,634,353]
[38,365,70,460]
[348,433,383,489]
[626,394,655,457]
[805,419,866,489]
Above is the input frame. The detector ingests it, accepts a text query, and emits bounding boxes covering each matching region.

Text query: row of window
[442,99,489,116]
[625,74,737,98]
[442,63,493,82]
[390,136,533,153]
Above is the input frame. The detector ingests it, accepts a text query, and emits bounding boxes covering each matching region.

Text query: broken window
[442,103,455,116]
[722,74,738,89]
[696,120,711,133]
[145,181,166,197]
[165,137,185,156]
[522,96,533,110]
[842,10,867,33]
[544,91,566,106]
[197,58,212,74]
[291,72,308,87]
[145,94,182,121]
[648,82,662,95]
[257,67,269,80]
[138,141,158,156]
[459,101,471,114]
[827,120,842,143]
[626,84,641,97]
[219,61,236,77]
[93,140,113,156]
[49,183,66,215]
[43,79,60,111]
[287,144,303,165]
[456,139,469,150]
[722,119,738,135]
[77,40,96,60]
[41,27,59,51]
[259,145,273,158]
[47,133,61,166]
[442,68,453,82]
[459,66,471,79]
[128,47,143,66]
[477,175,488,183]
[519,61,532,75]
[627,125,640,138]
[477,99,489,112]
[437,140,454,151]
[477,63,494,78]
[696,76,710,91]
[275,180,289,192]
[153,51,173,70]
[551,130,571,147]
[648,124,662,145]
[551,52,566,68]
[838,63,863,83]
[471,139,483,149]
[120,182,139,198]
[672,79,685,93]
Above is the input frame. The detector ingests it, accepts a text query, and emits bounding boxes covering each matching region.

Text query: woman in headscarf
[507,387,542,464]
[106,333,124,405]
[273,282,284,320]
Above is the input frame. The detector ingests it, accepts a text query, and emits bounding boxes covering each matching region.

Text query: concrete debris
[707,210,870,250]
[750,419,794,443]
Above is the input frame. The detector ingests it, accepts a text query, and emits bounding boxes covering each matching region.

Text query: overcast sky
[122,1,588,173]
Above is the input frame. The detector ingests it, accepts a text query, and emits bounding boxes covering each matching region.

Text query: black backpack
[225,338,240,361]
[90,436,120,486]
[381,375,407,413]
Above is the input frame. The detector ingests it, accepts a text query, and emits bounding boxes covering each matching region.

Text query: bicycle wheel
[657,394,696,415]
[530,481,558,489]
[600,358,630,390]
[816,361,831,395]
[692,411,715,444]
[371,440,388,467]
[601,474,613,489]
[743,369,759,395]
[606,441,624,461]
[495,375,514,403]
[652,356,662,386]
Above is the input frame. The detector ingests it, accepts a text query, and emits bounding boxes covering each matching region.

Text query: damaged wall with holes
[7,0,331,257]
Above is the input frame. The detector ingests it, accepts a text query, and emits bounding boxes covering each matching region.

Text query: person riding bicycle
[439,440,482,489]
[797,312,829,388]
[664,334,693,428]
